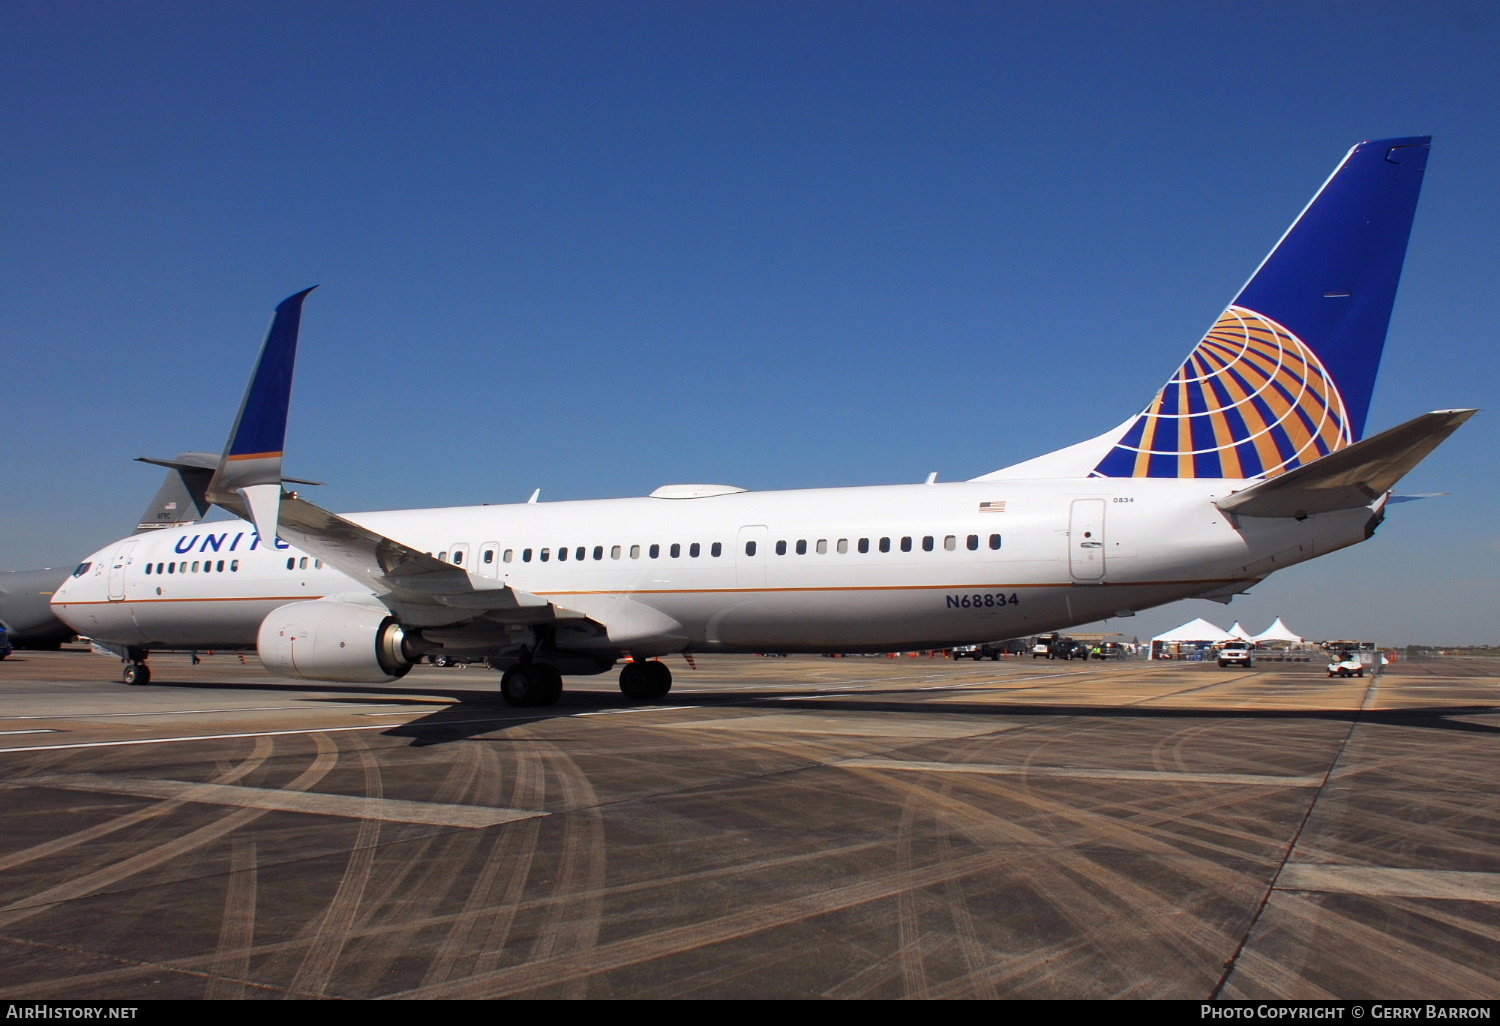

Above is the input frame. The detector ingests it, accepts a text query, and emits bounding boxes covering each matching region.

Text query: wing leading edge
[203,290,573,629]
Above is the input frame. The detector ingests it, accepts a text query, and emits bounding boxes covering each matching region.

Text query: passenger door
[107,540,137,601]
[1068,499,1106,582]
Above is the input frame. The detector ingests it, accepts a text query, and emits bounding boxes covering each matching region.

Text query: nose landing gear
[122,647,151,686]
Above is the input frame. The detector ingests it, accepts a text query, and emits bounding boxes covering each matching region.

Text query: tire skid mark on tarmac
[933,785,1001,1000]
[894,797,930,998]
[922,937,1094,999]
[396,847,1027,999]
[390,738,524,988]
[409,728,550,989]
[0,735,309,930]
[0,736,276,881]
[850,765,1255,994]
[285,737,383,998]
[341,740,489,933]
[0,734,340,1002]
[511,738,607,999]
[204,837,258,999]
[337,737,499,993]
[1221,888,1500,999]
[468,734,548,980]
[873,736,1309,868]
[1151,718,1231,776]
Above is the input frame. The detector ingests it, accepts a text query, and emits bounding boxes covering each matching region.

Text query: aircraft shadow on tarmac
[132,678,1500,747]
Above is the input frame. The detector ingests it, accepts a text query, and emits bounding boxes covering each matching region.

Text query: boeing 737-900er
[52,137,1473,704]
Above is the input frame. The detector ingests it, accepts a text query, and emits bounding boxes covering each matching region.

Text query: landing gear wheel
[501,665,538,706]
[433,654,451,667]
[533,663,563,705]
[123,662,151,686]
[619,660,672,701]
[500,663,563,707]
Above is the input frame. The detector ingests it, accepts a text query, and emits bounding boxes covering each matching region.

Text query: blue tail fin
[1091,137,1430,480]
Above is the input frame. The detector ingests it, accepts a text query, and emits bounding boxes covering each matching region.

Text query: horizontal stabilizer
[1215,409,1476,518]
[1386,492,1448,504]
[133,453,324,533]
[138,454,324,487]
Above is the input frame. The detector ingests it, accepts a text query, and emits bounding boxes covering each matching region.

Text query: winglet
[206,287,318,542]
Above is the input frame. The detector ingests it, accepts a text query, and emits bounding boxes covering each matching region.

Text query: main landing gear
[122,647,151,686]
[619,659,671,701]
[499,662,563,707]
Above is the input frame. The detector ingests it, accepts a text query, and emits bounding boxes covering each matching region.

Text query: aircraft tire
[619,661,650,699]
[534,664,563,705]
[500,664,550,707]
[620,660,672,701]
[642,659,672,699]
[123,663,151,686]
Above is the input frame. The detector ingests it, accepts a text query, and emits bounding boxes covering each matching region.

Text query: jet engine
[258,600,418,683]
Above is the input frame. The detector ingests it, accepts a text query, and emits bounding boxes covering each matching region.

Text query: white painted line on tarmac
[1278,864,1500,902]
[773,670,1094,700]
[23,772,544,828]
[574,706,694,717]
[837,758,1324,787]
[8,706,343,720]
[0,729,60,736]
[0,715,542,754]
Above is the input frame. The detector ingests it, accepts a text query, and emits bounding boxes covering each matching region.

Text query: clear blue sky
[3,1,1496,644]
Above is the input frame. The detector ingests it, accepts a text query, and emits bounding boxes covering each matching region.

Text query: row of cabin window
[144,559,242,575]
[430,533,1003,566]
[508,542,724,564]
[772,534,1002,555]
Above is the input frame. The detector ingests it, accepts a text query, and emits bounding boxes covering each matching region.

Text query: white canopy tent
[1227,621,1254,642]
[1152,618,1238,644]
[1150,618,1239,659]
[1252,617,1304,644]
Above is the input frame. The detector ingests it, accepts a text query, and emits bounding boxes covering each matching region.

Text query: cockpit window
[71,562,92,578]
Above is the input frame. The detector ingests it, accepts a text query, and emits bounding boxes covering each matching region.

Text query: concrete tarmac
[0,648,1496,999]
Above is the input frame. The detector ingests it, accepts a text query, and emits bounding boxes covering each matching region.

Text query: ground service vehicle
[1218,644,1255,667]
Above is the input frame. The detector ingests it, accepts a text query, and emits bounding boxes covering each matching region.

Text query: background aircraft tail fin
[135,451,325,533]
[1087,137,1430,480]
[132,452,217,532]
[206,287,318,541]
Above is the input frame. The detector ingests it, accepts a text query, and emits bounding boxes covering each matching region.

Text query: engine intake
[258,600,417,683]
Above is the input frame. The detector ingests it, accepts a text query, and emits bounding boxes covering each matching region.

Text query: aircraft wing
[273,494,562,621]
[202,290,575,628]
[1215,409,1476,519]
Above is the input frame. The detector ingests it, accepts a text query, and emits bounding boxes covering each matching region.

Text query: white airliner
[53,137,1473,705]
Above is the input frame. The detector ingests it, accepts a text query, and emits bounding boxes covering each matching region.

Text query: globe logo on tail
[1091,305,1351,479]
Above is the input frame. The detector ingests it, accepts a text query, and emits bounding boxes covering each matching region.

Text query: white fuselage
[52,477,1378,658]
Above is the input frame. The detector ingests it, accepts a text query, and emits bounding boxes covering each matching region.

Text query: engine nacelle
[258,600,416,683]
